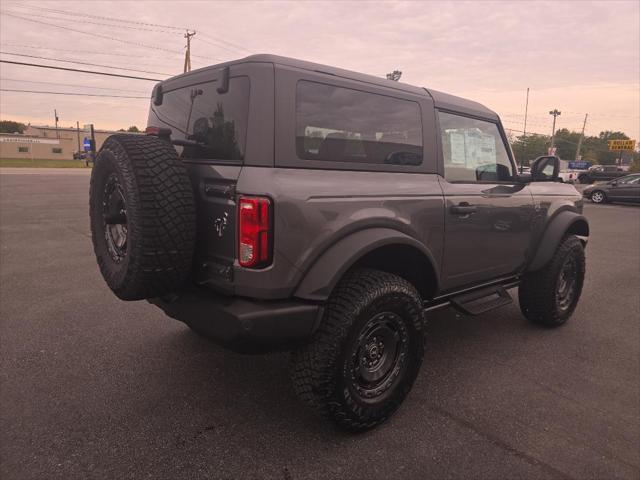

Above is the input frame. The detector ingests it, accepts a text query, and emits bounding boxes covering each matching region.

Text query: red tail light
[145,126,172,138]
[238,196,272,268]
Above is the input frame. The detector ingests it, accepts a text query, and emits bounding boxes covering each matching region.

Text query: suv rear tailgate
[185,163,242,294]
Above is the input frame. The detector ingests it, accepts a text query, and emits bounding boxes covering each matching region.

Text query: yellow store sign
[607,139,636,151]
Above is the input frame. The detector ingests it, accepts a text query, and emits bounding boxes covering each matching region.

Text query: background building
[0,125,141,161]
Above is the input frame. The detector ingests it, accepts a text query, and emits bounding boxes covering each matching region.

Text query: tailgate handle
[204,181,235,198]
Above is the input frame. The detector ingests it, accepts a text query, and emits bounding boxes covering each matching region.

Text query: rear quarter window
[148,76,250,161]
[295,81,422,166]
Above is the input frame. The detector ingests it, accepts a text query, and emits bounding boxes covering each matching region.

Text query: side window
[296,81,422,165]
[149,76,250,161]
[541,163,555,177]
[438,111,514,182]
[621,175,640,184]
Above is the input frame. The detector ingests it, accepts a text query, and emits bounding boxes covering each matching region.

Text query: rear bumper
[149,290,323,353]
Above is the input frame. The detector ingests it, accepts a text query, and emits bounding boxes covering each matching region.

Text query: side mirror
[611,181,618,187]
[530,155,560,182]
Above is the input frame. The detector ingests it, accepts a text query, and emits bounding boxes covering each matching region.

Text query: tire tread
[89,134,196,300]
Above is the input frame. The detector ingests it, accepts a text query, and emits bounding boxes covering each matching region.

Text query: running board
[449,285,513,316]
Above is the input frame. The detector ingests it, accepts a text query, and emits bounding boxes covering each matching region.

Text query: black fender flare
[294,228,439,302]
[527,211,589,272]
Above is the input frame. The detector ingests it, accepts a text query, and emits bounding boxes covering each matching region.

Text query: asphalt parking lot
[1,169,638,480]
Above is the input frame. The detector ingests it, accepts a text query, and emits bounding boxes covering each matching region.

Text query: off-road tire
[291,269,425,432]
[89,134,196,300]
[590,190,607,204]
[518,235,585,327]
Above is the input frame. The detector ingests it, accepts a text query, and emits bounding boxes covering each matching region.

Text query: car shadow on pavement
[145,298,544,439]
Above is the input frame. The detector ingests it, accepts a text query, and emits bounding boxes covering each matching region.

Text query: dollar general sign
[607,139,636,151]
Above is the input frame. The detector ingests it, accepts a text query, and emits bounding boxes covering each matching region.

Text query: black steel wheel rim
[556,256,577,311]
[102,173,128,262]
[348,311,409,402]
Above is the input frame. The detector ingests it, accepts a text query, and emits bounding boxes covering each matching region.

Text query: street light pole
[549,109,561,149]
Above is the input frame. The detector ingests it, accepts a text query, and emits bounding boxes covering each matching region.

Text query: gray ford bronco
[89,55,588,431]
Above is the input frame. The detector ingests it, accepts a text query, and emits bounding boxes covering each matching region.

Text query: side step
[449,285,513,316]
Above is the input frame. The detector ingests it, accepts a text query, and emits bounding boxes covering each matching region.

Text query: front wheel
[590,190,606,204]
[519,235,585,327]
[290,269,425,431]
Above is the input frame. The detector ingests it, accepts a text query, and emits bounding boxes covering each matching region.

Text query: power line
[0,77,147,93]
[0,51,173,76]
[9,3,253,55]
[1,88,148,99]
[0,43,180,71]
[0,60,161,81]
[1,11,221,61]
[1,43,168,60]
[1,8,183,34]
[194,36,244,56]
[7,3,188,31]
[5,4,252,58]
[195,34,253,55]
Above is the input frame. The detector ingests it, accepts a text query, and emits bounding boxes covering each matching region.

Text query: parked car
[577,164,627,184]
[558,170,578,183]
[88,54,589,431]
[583,173,640,204]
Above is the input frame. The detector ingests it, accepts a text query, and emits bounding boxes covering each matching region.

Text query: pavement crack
[427,404,577,480]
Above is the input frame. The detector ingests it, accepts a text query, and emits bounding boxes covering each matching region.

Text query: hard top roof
[163,54,498,120]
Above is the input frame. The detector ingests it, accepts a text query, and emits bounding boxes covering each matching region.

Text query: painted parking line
[0,167,91,175]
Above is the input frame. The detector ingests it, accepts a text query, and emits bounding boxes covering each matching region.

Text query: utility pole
[522,87,529,171]
[54,109,59,139]
[549,108,561,148]
[575,113,588,161]
[183,30,196,73]
[523,88,530,139]
[76,121,81,156]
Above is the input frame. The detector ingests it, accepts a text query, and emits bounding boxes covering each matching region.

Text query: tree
[583,131,629,165]
[551,128,582,160]
[0,120,26,134]
[510,133,550,164]
[127,126,140,133]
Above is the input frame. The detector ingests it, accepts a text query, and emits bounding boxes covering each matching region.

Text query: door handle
[450,203,477,215]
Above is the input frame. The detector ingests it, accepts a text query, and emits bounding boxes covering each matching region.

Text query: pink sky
[1,0,639,142]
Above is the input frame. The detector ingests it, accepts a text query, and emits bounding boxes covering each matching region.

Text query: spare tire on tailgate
[89,134,196,301]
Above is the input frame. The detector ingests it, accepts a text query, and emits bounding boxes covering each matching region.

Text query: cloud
[1,0,638,138]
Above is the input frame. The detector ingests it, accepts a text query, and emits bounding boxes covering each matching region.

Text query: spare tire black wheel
[89,134,196,301]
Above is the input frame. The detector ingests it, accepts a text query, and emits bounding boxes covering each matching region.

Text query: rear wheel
[291,269,425,431]
[590,190,606,204]
[519,235,585,327]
